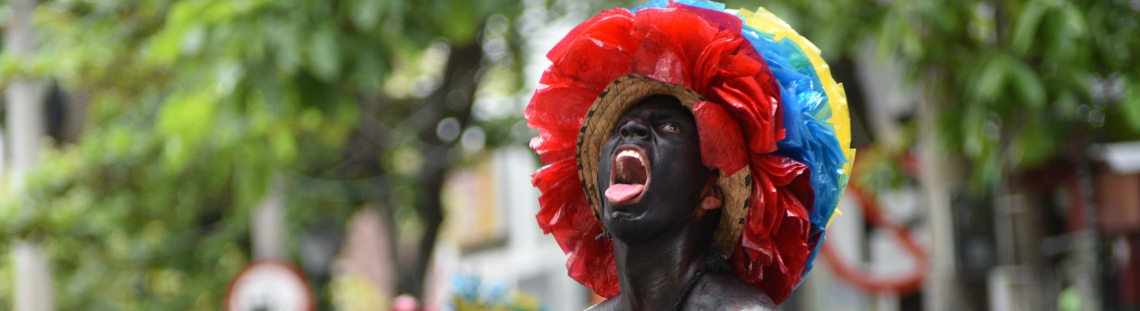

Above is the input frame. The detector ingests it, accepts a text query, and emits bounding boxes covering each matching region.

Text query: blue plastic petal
[740,23,848,277]
[671,0,726,10]
[631,0,669,12]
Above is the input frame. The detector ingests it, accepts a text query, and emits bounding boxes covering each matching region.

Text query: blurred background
[0,0,1137,310]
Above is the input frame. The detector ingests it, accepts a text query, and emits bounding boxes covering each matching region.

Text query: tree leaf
[307,25,341,83]
[1123,79,1140,131]
[974,54,1009,103]
[1008,58,1046,109]
[271,130,298,164]
[1010,117,1055,166]
[1059,3,1088,40]
[1010,0,1046,56]
[349,0,385,31]
[268,22,302,74]
[962,104,987,158]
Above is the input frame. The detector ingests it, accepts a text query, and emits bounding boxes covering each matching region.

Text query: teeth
[616,150,644,163]
[614,149,646,184]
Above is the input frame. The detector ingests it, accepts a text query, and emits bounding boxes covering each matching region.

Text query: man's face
[596,95,710,244]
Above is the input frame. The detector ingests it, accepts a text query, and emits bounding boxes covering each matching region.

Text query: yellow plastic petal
[827,208,843,228]
[739,7,857,224]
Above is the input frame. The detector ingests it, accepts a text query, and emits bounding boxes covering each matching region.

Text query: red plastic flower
[527,3,813,303]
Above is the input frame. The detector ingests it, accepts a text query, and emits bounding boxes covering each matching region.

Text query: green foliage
[7,0,1133,308]
[750,0,1140,190]
[0,0,524,309]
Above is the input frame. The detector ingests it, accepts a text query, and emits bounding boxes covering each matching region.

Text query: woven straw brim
[575,74,753,257]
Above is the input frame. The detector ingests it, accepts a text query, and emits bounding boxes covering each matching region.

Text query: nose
[619,120,650,140]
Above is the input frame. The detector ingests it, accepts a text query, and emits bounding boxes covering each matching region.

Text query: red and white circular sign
[224,260,315,311]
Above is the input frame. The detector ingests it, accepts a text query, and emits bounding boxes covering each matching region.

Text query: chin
[602,206,639,232]
[602,202,668,244]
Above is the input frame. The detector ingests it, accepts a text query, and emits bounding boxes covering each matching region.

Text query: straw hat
[574,73,753,255]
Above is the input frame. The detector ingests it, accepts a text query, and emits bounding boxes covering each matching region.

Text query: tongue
[605,183,645,204]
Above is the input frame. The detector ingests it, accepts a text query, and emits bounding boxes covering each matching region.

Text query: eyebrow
[655,106,696,123]
[657,109,691,120]
[623,106,689,122]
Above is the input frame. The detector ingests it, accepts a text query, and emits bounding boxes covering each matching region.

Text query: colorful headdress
[526,0,855,304]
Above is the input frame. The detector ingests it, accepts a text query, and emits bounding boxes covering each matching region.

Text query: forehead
[620,95,694,122]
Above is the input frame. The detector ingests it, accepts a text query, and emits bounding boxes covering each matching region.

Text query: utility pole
[918,70,968,311]
[6,0,52,310]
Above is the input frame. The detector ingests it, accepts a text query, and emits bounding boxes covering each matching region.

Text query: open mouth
[605,145,651,205]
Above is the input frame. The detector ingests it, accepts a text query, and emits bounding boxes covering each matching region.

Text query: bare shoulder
[585,293,625,311]
[684,273,780,311]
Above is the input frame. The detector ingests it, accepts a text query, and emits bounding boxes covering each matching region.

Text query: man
[589,95,777,310]
[526,1,855,310]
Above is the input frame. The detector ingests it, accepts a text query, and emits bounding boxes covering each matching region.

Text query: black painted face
[596,95,711,244]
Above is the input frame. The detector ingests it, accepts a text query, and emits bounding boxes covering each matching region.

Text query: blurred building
[783,36,1140,311]
[429,146,589,311]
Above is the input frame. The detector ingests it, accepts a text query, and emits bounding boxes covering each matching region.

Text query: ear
[699,185,723,210]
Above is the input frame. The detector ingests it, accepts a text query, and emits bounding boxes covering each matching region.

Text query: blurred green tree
[5,0,1136,309]
[0,0,529,309]
[724,0,1140,190]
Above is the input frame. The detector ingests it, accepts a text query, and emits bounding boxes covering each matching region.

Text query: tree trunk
[400,39,485,300]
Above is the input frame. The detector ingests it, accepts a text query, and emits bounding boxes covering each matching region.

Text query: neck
[612,212,715,311]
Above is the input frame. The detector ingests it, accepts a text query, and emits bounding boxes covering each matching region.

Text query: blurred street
[0,0,1138,310]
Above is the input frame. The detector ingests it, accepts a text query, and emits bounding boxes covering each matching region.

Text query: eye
[660,123,685,135]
